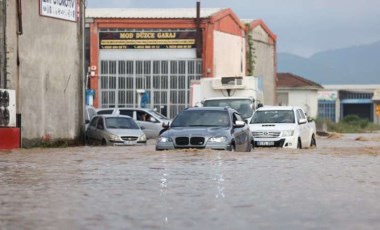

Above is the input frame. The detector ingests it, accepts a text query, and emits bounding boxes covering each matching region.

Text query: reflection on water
[0,135,380,230]
[213,153,225,199]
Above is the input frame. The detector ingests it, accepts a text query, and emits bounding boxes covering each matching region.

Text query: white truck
[249,106,317,149]
[190,76,263,122]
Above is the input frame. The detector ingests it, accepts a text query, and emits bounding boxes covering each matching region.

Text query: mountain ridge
[277,41,380,84]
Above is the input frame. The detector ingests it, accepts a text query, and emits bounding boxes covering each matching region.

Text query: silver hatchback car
[86,115,147,146]
[97,108,171,139]
[156,107,253,152]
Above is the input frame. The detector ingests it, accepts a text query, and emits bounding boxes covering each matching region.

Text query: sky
[87,0,380,57]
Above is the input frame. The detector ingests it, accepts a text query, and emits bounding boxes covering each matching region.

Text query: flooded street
[1,133,380,230]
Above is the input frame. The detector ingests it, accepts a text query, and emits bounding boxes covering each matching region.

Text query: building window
[99,59,202,118]
[318,100,336,122]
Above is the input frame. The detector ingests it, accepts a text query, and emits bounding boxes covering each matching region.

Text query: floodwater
[1,133,380,230]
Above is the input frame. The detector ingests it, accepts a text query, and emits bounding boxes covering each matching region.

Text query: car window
[119,109,133,117]
[298,109,306,119]
[89,117,99,127]
[233,113,243,123]
[86,107,96,120]
[171,110,230,127]
[250,110,295,124]
[97,109,114,115]
[203,99,253,119]
[137,111,152,122]
[296,110,302,122]
[150,110,168,119]
[105,117,140,129]
[97,117,104,129]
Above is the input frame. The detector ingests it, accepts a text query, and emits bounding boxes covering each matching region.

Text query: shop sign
[99,31,196,49]
[318,90,338,101]
[40,0,77,22]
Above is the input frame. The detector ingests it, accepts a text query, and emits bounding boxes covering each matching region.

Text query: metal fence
[99,59,202,118]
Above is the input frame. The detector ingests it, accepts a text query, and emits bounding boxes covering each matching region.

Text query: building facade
[318,85,380,124]
[85,8,248,118]
[3,0,85,146]
[245,19,277,106]
[276,73,323,119]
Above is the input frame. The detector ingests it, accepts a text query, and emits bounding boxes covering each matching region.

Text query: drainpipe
[195,1,202,58]
[0,0,6,89]
[81,0,86,143]
[16,0,22,113]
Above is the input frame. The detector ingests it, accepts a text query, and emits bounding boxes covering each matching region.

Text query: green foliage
[245,23,256,76]
[317,115,380,133]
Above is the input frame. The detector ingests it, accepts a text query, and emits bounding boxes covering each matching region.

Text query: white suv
[97,108,171,139]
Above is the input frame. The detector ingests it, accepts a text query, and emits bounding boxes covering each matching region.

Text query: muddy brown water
[1,133,380,230]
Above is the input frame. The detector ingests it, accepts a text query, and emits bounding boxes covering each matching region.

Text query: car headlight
[158,137,173,143]
[139,134,147,141]
[282,130,294,137]
[208,136,227,143]
[109,134,120,141]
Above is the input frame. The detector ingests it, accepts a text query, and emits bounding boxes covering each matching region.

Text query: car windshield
[250,110,295,124]
[105,117,140,129]
[203,99,253,119]
[150,110,168,120]
[171,110,230,127]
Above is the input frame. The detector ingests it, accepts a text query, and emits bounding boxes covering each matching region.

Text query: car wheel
[246,141,252,152]
[230,143,236,152]
[310,134,317,148]
[101,139,107,146]
[86,135,91,146]
[297,138,302,149]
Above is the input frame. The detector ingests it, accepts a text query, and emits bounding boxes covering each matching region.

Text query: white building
[276,73,323,119]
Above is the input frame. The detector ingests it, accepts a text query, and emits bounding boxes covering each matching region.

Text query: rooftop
[277,73,323,89]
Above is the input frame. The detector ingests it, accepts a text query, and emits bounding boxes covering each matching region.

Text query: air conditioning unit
[212,77,246,90]
[0,89,16,127]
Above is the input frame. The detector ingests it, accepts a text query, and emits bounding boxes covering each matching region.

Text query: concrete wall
[251,25,276,106]
[277,89,319,118]
[213,31,245,77]
[6,1,84,145]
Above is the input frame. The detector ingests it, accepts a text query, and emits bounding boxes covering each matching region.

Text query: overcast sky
[87,0,380,57]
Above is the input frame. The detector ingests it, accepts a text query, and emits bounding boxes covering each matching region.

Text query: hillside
[277,41,380,84]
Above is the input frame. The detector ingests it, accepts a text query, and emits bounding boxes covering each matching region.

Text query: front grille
[176,137,189,146]
[175,137,205,146]
[121,136,138,141]
[252,131,281,138]
[190,137,205,145]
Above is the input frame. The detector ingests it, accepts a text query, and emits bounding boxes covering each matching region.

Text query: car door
[297,109,309,147]
[136,110,156,138]
[232,112,249,151]
[86,116,99,143]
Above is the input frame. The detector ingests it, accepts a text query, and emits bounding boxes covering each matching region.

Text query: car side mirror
[85,119,90,124]
[162,122,170,129]
[234,120,245,128]
[298,118,307,124]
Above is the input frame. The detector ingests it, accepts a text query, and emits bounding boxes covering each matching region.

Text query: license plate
[257,141,274,146]
[124,141,135,145]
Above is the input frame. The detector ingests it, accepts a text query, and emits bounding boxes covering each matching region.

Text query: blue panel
[340,99,373,104]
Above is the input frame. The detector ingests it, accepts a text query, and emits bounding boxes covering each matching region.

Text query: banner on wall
[99,31,196,49]
[40,0,78,22]
[318,90,338,101]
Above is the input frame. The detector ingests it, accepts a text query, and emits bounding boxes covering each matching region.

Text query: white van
[97,108,171,139]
